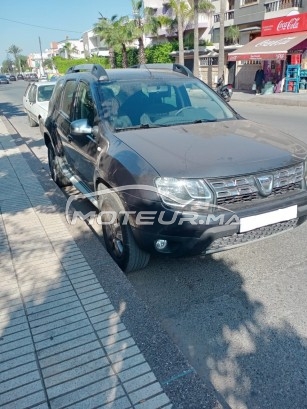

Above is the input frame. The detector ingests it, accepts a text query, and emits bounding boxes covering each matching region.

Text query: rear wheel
[27,114,37,127]
[98,185,150,273]
[47,146,71,188]
[39,118,44,135]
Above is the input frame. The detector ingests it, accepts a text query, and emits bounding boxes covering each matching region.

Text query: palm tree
[116,17,134,68]
[93,15,119,68]
[225,25,240,45]
[169,0,193,65]
[131,1,163,64]
[7,44,22,73]
[61,41,78,59]
[189,0,215,77]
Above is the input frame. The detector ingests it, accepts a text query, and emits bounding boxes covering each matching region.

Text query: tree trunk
[218,0,225,80]
[193,0,200,78]
[138,37,146,64]
[122,44,128,68]
[109,48,116,69]
[178,12,184,65]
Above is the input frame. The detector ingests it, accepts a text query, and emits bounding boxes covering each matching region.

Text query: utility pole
[218,0,225,80]
[38,36,44,75]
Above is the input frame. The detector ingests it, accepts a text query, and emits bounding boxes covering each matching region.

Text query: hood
[117,119,307,178]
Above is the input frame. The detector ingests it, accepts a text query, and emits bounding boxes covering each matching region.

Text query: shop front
[228,13,307,93]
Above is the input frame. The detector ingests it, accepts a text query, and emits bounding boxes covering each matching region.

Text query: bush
[145,42,178,64]
[52,56,110,74]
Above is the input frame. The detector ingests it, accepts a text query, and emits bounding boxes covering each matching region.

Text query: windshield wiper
[193,119,217,123]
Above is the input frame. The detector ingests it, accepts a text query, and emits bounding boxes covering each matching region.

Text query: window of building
[240,0,258,5]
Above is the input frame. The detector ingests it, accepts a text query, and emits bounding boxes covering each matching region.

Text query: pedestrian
[254,65,265,95]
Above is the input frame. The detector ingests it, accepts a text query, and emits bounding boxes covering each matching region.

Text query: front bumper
[129,196,307,256]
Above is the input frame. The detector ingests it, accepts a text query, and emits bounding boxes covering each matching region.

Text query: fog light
[155,239,168,251]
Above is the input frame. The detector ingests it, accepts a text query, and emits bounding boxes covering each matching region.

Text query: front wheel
[98,186,150,273]
[222,88,231,102]
[47,146,71,188]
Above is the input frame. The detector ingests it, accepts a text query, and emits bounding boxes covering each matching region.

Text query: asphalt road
[1,81,307,409]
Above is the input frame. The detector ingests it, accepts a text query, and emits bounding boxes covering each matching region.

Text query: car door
[68,80,99,189]
[29,84,41,122]
[56,79,79,171]
[23,83,33,115]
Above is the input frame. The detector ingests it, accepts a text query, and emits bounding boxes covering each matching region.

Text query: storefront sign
[262,13,307,36]
[228,52,286,61]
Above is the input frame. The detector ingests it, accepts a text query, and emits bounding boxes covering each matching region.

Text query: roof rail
[65,64,109,80]
[130,63,194,77]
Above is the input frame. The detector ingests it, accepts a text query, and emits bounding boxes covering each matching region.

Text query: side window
[24,83,32,97]
[29,85,37,102]
[60,80,77,118]
[75,81,96,126]
[49,79,64,110]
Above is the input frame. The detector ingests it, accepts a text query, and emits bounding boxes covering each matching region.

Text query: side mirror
[70,119,92,136]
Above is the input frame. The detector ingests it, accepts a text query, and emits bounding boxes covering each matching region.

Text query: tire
[222,89,231,102]
[47,146,71,188]
[98,185,150,273]
[39,118,44,135]
[27,114,37,127]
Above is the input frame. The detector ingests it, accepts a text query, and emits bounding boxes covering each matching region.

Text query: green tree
[115,17,135,68]
[1,59,13,73]
[7,44,22,73]
[93,14,119,68]
[190,0,215,77]
[43,58,53,70]
[225,25,240,45]
[61,41,78,59]
[169,0,193,65]
[131,1,163,64]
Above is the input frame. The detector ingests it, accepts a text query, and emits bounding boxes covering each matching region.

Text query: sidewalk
[231,89,307,106]
[0,118,220,409]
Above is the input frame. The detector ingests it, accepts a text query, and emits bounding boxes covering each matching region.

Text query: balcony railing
[264,0,302,12]
[214,10,235,23]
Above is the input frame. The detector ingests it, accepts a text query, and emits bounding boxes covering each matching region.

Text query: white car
[23,81,55,134]
[40,74,48,81]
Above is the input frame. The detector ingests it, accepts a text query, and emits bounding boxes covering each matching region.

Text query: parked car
[23,81,55,133]
[0,75,10,84]
[9,74,16,81]
[40,74,48,81]
[29,73,39,82]
[17,73,24,80]
[49,75,61,82]
[43,64,307,273]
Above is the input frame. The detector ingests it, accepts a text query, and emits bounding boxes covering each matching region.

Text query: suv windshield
[98,78,236,130]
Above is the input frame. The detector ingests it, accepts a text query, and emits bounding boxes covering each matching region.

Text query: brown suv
[43,64,307,273]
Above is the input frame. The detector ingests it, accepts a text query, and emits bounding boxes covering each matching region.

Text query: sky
[0,0,133,62]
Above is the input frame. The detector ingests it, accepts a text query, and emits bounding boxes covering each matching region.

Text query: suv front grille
[208,163,304,206]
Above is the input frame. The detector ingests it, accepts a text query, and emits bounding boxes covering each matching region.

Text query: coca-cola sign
[262,12,307,36]
[277,18,300,32]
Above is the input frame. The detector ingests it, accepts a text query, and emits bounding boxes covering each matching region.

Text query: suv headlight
[155,177,213,208]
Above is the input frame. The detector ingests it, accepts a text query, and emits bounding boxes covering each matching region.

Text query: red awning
[228,32,307,61]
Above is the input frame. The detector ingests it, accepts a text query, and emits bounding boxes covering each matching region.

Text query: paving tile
[41,348,106,378]
[39,340,102,369]
[48,376,121,409]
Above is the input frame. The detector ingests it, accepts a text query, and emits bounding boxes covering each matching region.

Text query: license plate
[240,205,297,233]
